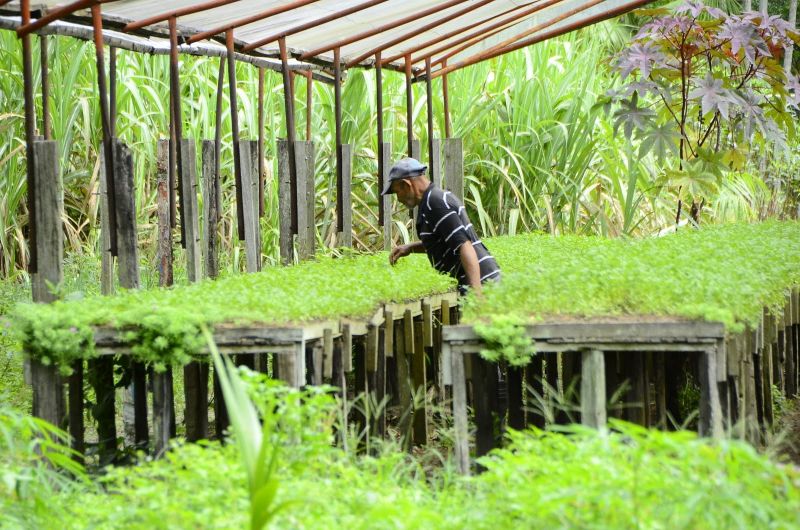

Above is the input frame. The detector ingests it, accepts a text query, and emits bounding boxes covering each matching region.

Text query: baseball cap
[381,158,428,195]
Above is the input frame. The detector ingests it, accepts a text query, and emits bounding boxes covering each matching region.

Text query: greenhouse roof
[2,0,653,75]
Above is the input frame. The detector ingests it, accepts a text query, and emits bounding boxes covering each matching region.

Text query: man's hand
[389,242,424,266]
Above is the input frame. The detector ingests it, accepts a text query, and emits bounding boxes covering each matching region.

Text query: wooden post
[472,355,496,459]
[296,141,316,260]
[581,349,607,429]
[507,366,524,430]
[654,352,667,428]
[404,54,414,157]
[180,140,202,281]
[397,310,413,444]
[156,140,174,286]
[338,144,353,248]
[381,142,392,250]
[443,138,464,201]
[113,141,148,447]
[30,141,66,430]
[227,30,246,242]
[277,342,306,388]
[201,140,220,279]
[92,149,116,462]
[430,139,441,187]
[239,141,261,273]
[277,140,293,264]
[323,329,334,379]
[451,349,470,475]
[412,318,428,445]
[376,52,386,229]
[698,348,723,438]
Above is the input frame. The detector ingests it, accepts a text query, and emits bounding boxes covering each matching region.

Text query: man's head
[381,158,430,209]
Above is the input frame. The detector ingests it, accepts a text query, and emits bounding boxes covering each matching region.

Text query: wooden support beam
[296,140,316,260]
[169,17,187,248]
[180,139,202,280]
[581,349,606,429]
[30,140,65,429]
[451,349,469,474]
[412,318,428,446]
[257,67,265,218]
[698,348,723,438]
[239,140,261,272]
[201,140,220,279]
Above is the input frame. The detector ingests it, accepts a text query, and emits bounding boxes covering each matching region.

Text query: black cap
[381,157,428,195]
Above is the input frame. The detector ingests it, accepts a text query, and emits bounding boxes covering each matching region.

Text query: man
[383,158,500,294]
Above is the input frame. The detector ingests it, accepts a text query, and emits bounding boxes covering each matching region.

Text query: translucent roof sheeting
[1,0,652,74]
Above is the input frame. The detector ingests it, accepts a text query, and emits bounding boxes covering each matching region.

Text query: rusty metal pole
[376,51,384,226]
[21,0,37,272]
[425,57,434,174]
[227,29,246,241]
[109,46,117,138]
[442,60,452,139]
[40,35,51,141]
[334,47,343,235]
[214,56,224,218]
[169,17,187,247]
[92,4,117,256]
[404,54,413,158]
[258,66,265,217]
[279,37,298,235]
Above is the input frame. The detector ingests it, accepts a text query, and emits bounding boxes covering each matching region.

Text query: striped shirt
[416,183,500,288]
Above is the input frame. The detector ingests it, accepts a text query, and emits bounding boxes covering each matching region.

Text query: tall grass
[0,22,794,279]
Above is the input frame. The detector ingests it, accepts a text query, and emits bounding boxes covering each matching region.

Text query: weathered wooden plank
[412,319,428,446]
[581,349,606,429]
[366,325,379,373]
[397,310,413,443]
[443,138,464,203]
[342,324,353,372]
[201,140,220,279]
[443,321,726,343]
[338,143,353,248]
[507,365,525,431]
[277,140,293,264]
[440,300,452,385]
[383,309,394,359]
[422,302,433,349]
[323,328,334,379]
[239,140,261,273]
[451,350,470,475]
[698,348,723,439]
[98,149,115,296]
[180,139,202,281]
[113,141,139,290]
[411,139,421,162]
[112,141,148,446]
[157,140,174,286]
[29,141,66,430]
[430,138,441,187]
[296,141,316,260]
[275,342,306,388]
[152,369,171,457]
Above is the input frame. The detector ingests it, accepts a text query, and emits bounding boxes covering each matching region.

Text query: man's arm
[389,241,425,265]
[459,242,482,295]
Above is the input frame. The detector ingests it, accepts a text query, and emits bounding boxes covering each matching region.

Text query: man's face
[392,178,417,209]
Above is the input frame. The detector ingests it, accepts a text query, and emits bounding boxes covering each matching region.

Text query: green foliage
[0,403,90,528]
[204,327,285,530]
[473,315,534,366]
[11,252,454,372]
[464,221,800,334]
[11,415,800,529]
